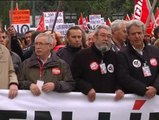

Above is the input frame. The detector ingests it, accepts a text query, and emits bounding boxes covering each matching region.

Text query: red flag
[133,0,155,34]
[130,14,134,20]
[154,7,159,28]
[106,18,111,26]
[78,13,83,25]
[85,16,89,23]
[15,2,19,10]
[155,7,159,18]
[125,14,130,21]
[78,13,88,31]
[82,17,88,31]
[134,0,138,4]
[37,15,44,31]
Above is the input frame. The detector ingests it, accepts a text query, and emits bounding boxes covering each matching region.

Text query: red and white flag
[154,7,159,28]
[130,14,134,20]
[78,13,87,31]
[106,18,111,26]
[78,13,83,25]
[133,0,155,34]
[15,2,19,10]
[37,15,44,31]
[85,16,89,23]
[125,14,131,21]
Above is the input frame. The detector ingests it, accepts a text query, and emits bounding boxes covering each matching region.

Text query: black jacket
[118,42,159,96]
[71,44,121,94]
[57,45,81,66]
[11,35,23,60]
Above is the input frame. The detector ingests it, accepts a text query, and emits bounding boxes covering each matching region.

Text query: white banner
[89,14,102,30]
[13,24,30,34]
[55,23,75,36]
[89,14,101,25]
[0,90,159,120]
[43,11,64,30]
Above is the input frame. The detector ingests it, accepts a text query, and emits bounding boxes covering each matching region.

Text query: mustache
[95,42,112,53]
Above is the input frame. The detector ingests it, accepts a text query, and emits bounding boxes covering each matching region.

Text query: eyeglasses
[34,42,50,46]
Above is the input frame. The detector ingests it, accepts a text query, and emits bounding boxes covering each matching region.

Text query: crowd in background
[0,19,159,102]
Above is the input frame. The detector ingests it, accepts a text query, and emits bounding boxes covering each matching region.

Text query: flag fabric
[154,7,159,28]
[37,15,45,31]
[130,14,134,20]
[106,18,111,26]
[134,0,138,4]
[15,2,19,10]
[125,14,130,21]
[155,7,159,18]
[133,0,155,34]
[78,13,88,31]
[78,13,83,25]
[82,17,88,31]
[85,16,89,23]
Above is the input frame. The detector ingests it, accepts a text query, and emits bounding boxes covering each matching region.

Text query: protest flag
[154,7,159,28]
[130,14,134,20]
[106,18,111,26]
[125,14,130,21]
[85,16,89,23]
[133,0,155,34]
[37,15,44,31]
[15,2,19,10]
[78,13,84,25]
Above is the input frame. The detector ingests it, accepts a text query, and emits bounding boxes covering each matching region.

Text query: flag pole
[9,0,14,51]
[51,1,62,34]
[10,0,14,25]
[145,0,157,29]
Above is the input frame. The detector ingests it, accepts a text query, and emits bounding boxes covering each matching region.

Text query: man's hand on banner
[145,86,157,99]
[42,82,55,93]
[87,88,96,102]
[9,84,18,99]
[30,83,41,96]
[115,89,124,101]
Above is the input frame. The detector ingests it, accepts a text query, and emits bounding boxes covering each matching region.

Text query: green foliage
[0,0,158,27]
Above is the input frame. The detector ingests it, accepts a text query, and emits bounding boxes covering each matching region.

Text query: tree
[0,0,157,27]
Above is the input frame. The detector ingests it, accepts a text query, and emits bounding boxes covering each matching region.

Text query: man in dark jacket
[57,26,84,66]
[118,20,159,98]
[20,33,75,95]
[71,25,124,102]
[7,26,23,60]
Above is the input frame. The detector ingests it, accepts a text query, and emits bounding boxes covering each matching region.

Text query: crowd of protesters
[0,19,159,102]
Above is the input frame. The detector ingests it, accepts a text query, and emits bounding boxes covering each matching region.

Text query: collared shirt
[39,53,51,64]
[132,44,145,56]
[111,40,126,52]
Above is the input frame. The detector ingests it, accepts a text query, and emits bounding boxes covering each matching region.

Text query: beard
[95,41,112,53]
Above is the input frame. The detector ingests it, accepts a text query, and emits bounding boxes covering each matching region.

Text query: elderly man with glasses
[19,33,75,96]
